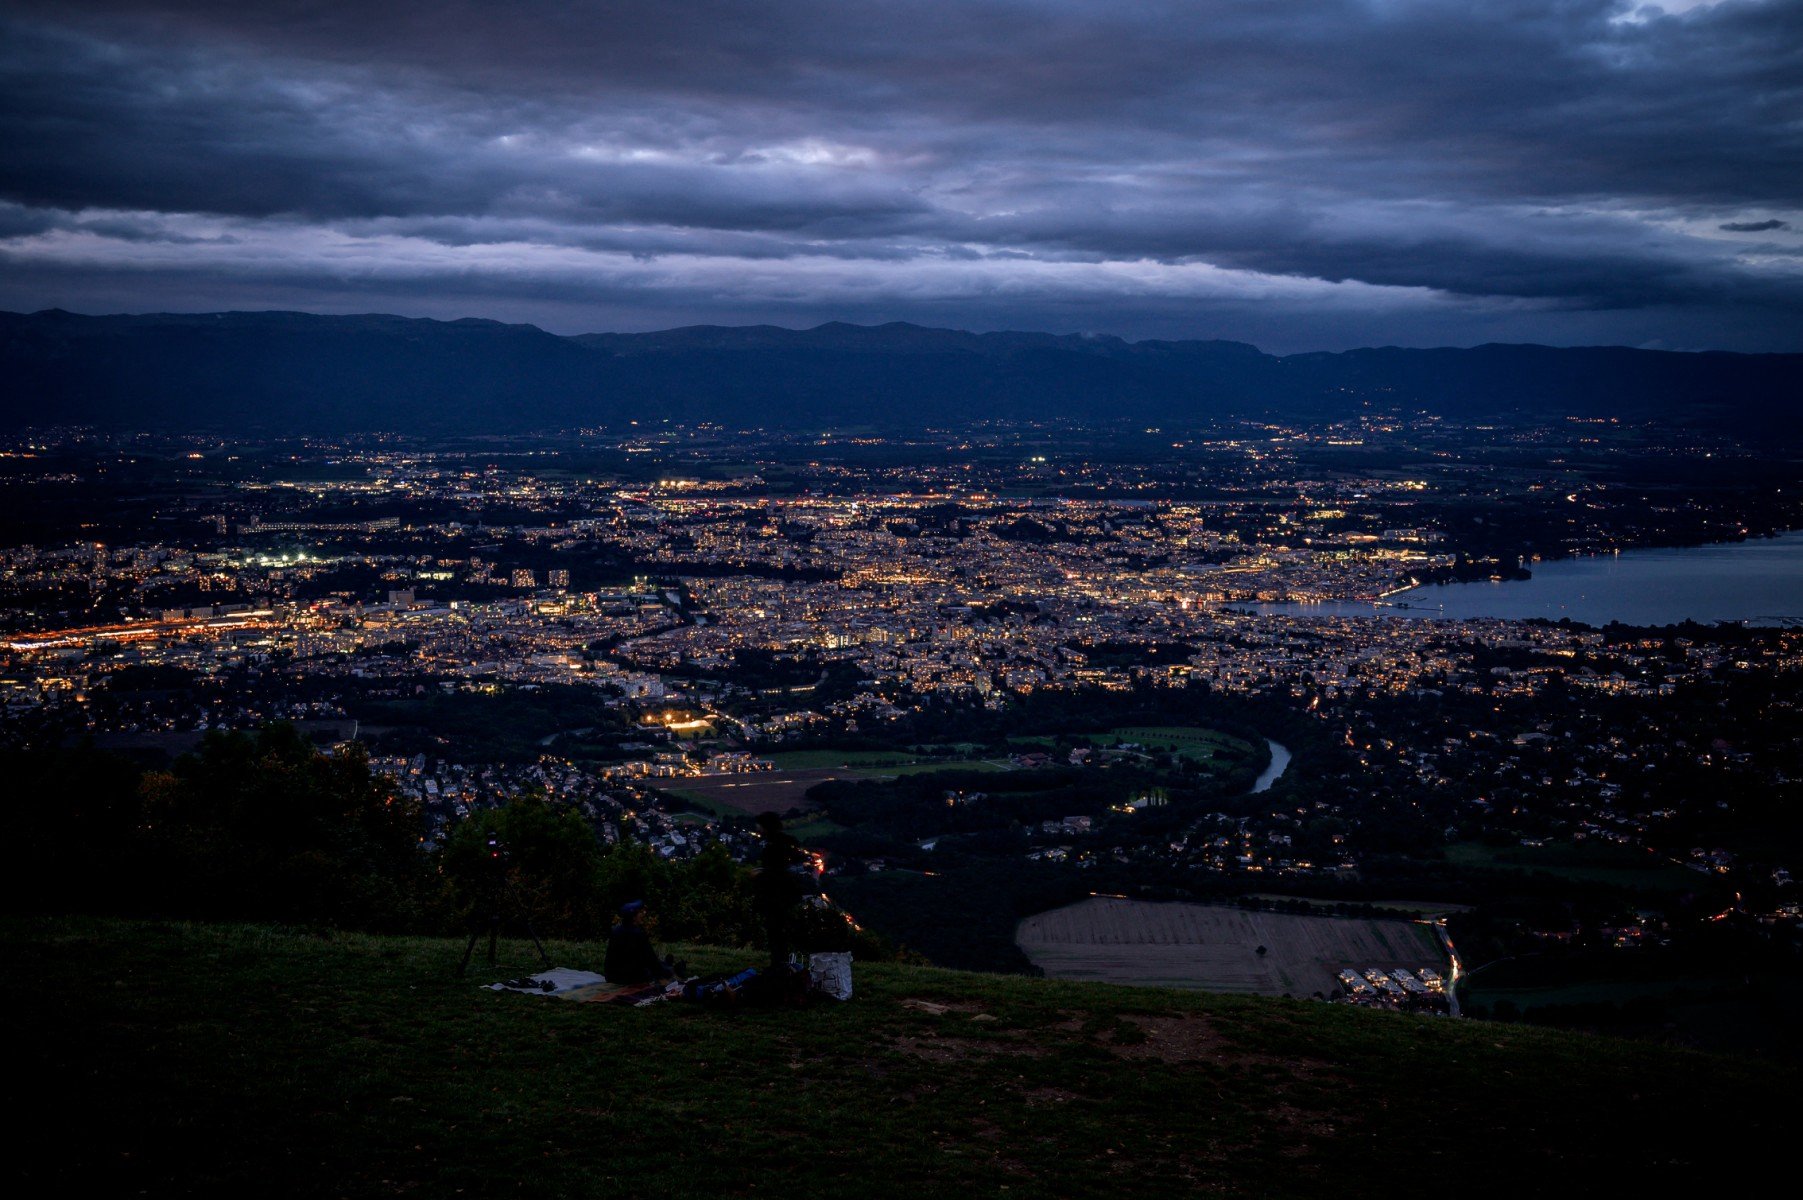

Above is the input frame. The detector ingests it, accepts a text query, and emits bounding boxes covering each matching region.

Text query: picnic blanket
[486,969,677,1005]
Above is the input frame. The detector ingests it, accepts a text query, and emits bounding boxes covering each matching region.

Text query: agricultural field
[1017,897,1445,998]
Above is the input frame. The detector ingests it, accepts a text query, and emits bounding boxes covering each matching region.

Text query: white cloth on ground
[485,968,608,995]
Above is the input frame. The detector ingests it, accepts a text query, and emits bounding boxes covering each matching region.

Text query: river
[1246,529,1803,627]
[1249,739,1290,794]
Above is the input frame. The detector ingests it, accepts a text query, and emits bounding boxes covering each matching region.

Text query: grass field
[1099,726,1254,765]
[1445,841,1705,894]
[767,749,936,769]
[880,759,1006,776]
[767,749,1005,773]
[669,758,1006,815]
[784,816,847,841]
[1017,897,1444,997]
[1245,894,1474,915]
[1463,976,1735,1012]
[1007,726,1257,771]
[1457,975,1803,1056]
[12,916,1793,1196]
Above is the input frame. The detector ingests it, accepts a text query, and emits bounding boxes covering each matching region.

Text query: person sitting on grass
[604,900,677,986]
[753,811,811,971]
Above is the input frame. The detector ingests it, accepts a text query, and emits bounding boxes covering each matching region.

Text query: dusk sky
[2,0,1799,352]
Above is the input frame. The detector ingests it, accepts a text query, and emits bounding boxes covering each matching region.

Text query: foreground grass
[10,917,1790,1197]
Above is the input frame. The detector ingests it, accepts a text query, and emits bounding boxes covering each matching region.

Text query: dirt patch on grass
[935,1122,1036,1178]
[1023,1086,1081,1106]
[1110,1014,1233,1064]
[1267,1103,1341,1150]
[1109,1014,1336,1081]
[891,1034,1045,1064]
[900,997,983,1016]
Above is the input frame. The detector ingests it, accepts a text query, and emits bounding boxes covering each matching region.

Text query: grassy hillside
[10,917,1788,1196]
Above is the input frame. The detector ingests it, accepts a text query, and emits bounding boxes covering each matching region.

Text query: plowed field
[1017,896,1445,997]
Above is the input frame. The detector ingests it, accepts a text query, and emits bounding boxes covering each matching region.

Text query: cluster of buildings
[367,751,763,862]
[1336,966,1449,1012]
[2,424,1798,923]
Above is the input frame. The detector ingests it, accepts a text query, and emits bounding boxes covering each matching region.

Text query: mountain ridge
[2,309,1797,435]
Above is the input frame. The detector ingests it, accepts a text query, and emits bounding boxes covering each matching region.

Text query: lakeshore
[1250,530,1803,627]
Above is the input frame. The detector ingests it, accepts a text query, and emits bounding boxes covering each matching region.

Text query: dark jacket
[754,831,809,909]
[604,921,671,985]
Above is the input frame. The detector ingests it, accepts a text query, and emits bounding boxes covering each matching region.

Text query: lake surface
[1248,531,1803,627]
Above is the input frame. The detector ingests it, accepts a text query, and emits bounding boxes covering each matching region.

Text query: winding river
[1249,739,1291,794]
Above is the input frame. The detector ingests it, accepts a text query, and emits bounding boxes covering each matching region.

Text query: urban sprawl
[4,414,1799,1014]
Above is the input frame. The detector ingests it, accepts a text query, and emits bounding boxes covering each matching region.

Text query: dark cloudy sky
[2,1,1799,351]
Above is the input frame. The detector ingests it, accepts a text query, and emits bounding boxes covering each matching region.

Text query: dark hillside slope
[2,310,1799,435]
[1278,342,1803,427]
[564,338,1277,426]
[0,310,611,433]
[11,917,1789,1197]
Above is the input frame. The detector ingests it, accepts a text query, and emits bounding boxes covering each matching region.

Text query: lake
[1247,530,1803,627]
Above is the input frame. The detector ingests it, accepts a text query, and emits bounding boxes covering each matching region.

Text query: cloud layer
[2,1,1799,350]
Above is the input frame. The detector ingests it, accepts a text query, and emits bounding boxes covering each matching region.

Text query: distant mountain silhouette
[1,310,1796,435]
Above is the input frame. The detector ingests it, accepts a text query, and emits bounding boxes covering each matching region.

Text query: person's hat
[619,899,645,916]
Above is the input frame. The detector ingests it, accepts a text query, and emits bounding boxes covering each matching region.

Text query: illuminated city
[5,414,1798,930]
[7,1,1802,1188]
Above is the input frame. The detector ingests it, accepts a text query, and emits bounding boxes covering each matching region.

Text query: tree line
[7,723,888,957]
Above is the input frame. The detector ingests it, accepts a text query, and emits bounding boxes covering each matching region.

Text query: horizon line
[8,306,1769,359]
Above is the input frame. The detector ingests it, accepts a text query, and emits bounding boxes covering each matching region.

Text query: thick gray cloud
[1,0,1799,350]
